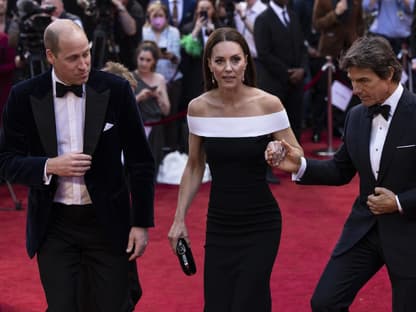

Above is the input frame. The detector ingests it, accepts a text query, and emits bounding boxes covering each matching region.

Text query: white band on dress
[187,110,290,138]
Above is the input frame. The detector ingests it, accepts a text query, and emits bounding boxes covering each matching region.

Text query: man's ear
[45,49,55,65]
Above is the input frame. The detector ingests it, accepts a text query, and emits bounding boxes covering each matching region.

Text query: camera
[77,0,113,18]
[17,0,55,37]
[15,0,55,78]
[77,0,119,69]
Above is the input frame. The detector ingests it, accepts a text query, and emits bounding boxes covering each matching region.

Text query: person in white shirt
[0,19,155,312]
[234,0,266,59]
[266,35,416,312]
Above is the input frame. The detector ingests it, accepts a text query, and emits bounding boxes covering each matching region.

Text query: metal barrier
[315,56,337,157]
[0,180,23,211]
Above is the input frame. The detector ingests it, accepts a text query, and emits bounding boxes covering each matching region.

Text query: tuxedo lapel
[377,94,411,183]
[83,85,110,156]
[31,91,58,157]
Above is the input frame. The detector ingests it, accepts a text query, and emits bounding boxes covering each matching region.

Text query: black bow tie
[56,81,83,98]
[367,104,391,120]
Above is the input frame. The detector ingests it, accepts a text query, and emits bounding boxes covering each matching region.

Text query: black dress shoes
[266,167,280,184]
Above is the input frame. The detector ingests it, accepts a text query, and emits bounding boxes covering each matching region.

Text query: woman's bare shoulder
[252,88,285,114]
[154,73,166,84]
[187,92,213,117]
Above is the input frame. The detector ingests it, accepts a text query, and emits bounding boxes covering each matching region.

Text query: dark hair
[193,0,219,24]
[135,40,160,71]
[203,27,256,90]
[340,36,402,83]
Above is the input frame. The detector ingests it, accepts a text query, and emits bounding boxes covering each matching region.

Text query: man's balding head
[44,19,91,85]
[44,19,85,55]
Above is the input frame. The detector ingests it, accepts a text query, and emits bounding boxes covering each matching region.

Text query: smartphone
[160,47,167,53]
[199,10,208,20]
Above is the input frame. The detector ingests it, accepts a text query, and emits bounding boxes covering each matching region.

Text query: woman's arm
[168,132,206,252]
[154,76,171,116]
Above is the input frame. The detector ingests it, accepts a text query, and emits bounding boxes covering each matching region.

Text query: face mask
[151,17,166,30]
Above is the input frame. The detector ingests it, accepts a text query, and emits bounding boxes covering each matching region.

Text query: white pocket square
[396,144,416,149]
[103,123,114,132]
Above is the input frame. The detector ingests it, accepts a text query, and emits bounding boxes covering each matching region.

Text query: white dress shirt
[45,70,92,205]
[269,1,290,27]
[169,0,183,24]
[234,0,267,58]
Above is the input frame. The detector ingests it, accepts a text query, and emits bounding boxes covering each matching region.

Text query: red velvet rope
[143,109,187,126]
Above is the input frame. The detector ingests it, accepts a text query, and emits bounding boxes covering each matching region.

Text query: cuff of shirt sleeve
[395,195,403,214]
[43,159,52,185]
[291,157,307,181]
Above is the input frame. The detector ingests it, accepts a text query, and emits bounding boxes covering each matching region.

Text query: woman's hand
[168,220,189,254]
[161,50,179,64]
[265,140,286,167]
[265,139,302,173]
[135,88,155,103]
[191,16,206,37]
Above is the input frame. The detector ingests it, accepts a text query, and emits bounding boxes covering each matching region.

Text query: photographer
[80,0,145,70]
[41,0,83,27]
[8,0,55,80]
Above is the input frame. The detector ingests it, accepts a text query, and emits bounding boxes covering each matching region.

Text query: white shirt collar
[269,1,286,16]
[382,83,403,117]
[51,69,85,98]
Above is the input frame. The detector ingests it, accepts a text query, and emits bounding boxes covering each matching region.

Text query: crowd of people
[1,0,416,154]
[2,0,416,311]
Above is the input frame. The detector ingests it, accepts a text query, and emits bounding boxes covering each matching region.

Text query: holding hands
[265,139,303,173]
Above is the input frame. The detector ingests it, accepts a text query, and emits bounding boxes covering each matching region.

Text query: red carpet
[0,132,391,311]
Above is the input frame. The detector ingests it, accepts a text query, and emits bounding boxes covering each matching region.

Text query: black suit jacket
[299,88,416,277]
[161,0,196,30]
[0,69,155,258]
[254,6,307,97]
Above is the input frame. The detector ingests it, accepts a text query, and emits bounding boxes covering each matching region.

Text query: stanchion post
[399,42,413,93]
[0,181,23,211]
[315,55,336,157]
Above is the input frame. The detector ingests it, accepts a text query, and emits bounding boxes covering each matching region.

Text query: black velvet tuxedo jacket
[0,69,155,258]
[254,6,308,97]
[299,88,416,277]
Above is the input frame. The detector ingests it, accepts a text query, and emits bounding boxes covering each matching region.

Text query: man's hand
[46,152,92,177]
[288,68,305,84]
[126,227,148,261]
[335,0,348,16]
[367,187,398,215]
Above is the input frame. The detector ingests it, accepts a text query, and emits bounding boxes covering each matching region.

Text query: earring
[211,73,216,85]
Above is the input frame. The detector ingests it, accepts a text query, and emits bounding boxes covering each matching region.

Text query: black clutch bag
[176,238,196,276]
